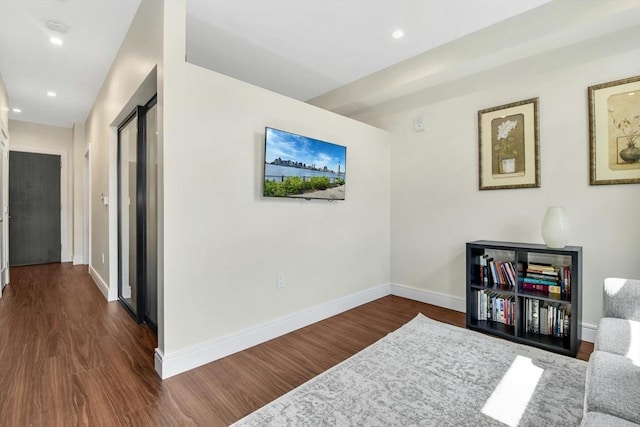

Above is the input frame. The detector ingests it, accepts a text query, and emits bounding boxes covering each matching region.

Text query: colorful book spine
[522,283,546,292]
[482,260,517,287]
[522,263,571,298]
[476,290,515,326]
[523,277,558,286]
[523,298,571,337]
[527,263,556,272]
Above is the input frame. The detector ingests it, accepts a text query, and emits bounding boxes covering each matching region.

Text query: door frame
[116,95,157,327]
[9,147,70,264]
[0,126,9,294]
[83,145,90,267]
[117,107,143,322]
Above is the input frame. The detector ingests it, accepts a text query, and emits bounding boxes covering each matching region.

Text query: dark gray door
[9,151,61,266]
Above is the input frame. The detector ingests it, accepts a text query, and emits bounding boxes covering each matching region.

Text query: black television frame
[263,127,347,201]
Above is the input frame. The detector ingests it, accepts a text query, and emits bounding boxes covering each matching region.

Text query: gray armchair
[595,278,640,362]
[582,278,640,426]
[603,278,640,321]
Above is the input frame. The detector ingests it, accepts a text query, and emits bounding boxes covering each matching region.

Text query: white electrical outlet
[276,273,285,289]
[414,115,426,132]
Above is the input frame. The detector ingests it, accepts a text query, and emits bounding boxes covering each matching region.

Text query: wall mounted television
[263,127,347,201]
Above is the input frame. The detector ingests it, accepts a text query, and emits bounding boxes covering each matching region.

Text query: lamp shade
[541,206,570,249]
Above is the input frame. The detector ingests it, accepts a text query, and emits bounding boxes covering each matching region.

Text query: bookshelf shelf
[468,319,515,339]
[518,288,571,303]
[469,283,517,295]
[466,240,582,357]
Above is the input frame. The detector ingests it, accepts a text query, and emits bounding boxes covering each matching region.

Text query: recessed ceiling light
[50,36,63,46]
[47,19,68,34]
[391,29,405,40]
[629,92,636,96]
[47,91,57,97]
[12,108,22,113]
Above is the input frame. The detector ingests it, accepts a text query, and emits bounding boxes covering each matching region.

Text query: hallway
[0,263,160,425]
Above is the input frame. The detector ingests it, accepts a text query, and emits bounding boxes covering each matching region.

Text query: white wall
[0,74,8,131]
[8,120,74,263]
[84,0,162,298]
[160,1,390,375]
[72,123,86,264]
[351,26,640,329]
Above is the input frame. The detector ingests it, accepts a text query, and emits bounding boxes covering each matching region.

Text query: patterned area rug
[231,314,587,426]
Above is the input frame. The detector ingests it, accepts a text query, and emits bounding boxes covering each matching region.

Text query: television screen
[263,127,347,200]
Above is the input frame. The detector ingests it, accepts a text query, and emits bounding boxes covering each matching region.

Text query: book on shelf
[475,290,515,326]
[524,298,571,338]
[561,266,571,295]
[527,272,557,280]
[478,258,517,287]
[527,263,556,272]
[522,283,548,292]
[540,306,548,335]
[522,262,571,298]
[477,254,491,285]
[523,277,558,286]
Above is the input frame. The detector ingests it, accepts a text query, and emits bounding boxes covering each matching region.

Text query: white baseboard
[155,282,593,379]
[2,268,8,290]
[156,283,391,379]
[155,348,165,378]
[89,265,116,301]
[72,255,84,265]
[390,283,466,313]
[581,323,597,343]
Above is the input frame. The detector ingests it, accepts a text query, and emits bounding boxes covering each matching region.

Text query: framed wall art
[588,75,640,185]
[478,97,540,190]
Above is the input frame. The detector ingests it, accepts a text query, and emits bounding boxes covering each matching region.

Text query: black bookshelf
[466,240,582,357]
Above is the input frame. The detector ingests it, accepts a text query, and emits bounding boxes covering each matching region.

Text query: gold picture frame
[478,98,540,190]
[588,75,640,185]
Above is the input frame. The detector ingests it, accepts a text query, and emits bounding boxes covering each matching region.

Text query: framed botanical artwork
[588,75,640,185]
[478,98,540,190]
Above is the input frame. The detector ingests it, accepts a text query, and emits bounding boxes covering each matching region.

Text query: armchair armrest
[604,278,640,322]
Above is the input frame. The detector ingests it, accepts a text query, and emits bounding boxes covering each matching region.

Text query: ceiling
[2,1,638,130]
[185,0,550,102]
[0,0,141,128]
[0,0,552,129]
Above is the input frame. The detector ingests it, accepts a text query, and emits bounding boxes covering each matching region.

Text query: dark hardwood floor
[0,263,594,426]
